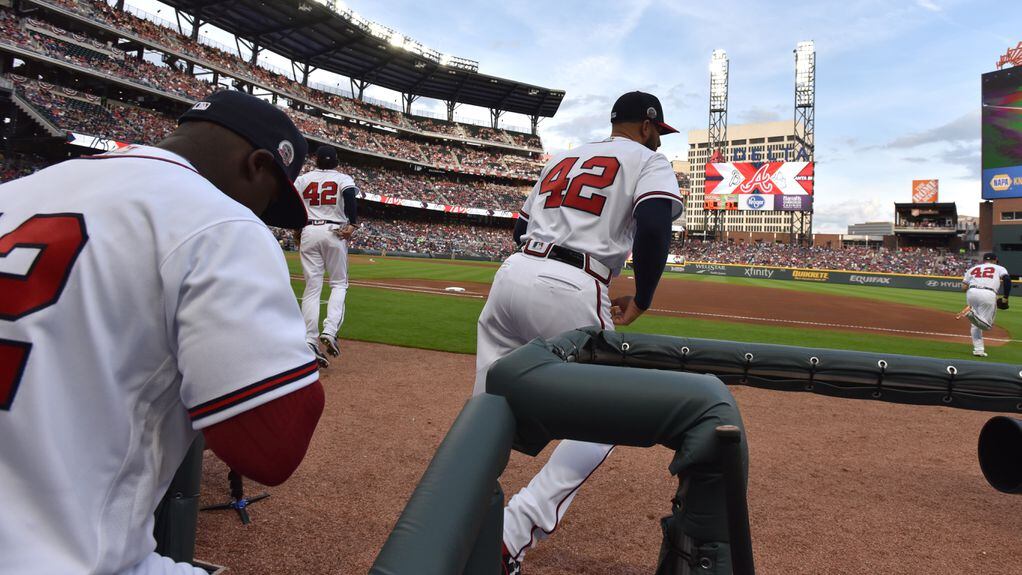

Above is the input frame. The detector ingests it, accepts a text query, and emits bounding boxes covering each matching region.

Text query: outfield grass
[287,254,1022,363]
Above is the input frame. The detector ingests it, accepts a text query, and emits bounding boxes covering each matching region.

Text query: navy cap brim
[262,172,308,229]
[656,121,679,135]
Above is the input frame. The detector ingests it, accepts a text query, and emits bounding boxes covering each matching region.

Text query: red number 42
[302,181,338,206]
[0,214,88,410]
[537,156,621,216]
[971,266,996,279]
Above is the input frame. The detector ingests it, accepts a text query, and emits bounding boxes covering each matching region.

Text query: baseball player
[295,145,359,366]
[0,90,326,574]
[958,252,1011,357]
[474,91,684,572]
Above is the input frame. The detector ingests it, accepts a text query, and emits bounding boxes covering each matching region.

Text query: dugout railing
[369,327,1022,575]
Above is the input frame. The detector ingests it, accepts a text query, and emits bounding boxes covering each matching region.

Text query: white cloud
[814,197,893,233]
[916,0,942,11]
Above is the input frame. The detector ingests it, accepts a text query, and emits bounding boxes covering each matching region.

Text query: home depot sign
[912,179,939,203]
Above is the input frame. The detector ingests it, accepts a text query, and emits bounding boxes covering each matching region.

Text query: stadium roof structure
[155,0,565,119]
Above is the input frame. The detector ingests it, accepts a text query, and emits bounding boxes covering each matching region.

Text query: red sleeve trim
[188,360,318,421]
[519,208,530,220]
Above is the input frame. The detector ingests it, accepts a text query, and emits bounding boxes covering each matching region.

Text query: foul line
[292,276,1019,343]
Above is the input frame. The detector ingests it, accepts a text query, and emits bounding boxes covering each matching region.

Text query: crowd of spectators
[13,76,176,143]
[679,240,975,276]
[350,213,516,260]
[30,0,542,151]
[0,153,50,183]
[1,5,544,178]
[10,77,530,211]
[338,162,528,211]
[0,12,214,100]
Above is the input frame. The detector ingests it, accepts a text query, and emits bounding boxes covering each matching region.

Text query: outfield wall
[669,261,969,292]
[347,249,1003,293]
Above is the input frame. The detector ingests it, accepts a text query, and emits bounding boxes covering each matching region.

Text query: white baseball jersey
[294,168,356,223]
[519,136,683,274]
[0,145,317,574]
[964,263,1010,292]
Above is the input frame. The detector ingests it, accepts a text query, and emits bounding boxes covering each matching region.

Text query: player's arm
[202,381,324,486]
[612,198,672,326]
[514,179,540,246]
[1003,271,1012,298]
[164,220,325,486]
[342,186,359,225]
[613,154,683,325]
[513,217,528,245]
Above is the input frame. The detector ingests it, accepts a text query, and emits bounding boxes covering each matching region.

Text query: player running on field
[958,252,1011,357]
[0,90,325,574]
[473,91,684,573]
[294,145,359,367]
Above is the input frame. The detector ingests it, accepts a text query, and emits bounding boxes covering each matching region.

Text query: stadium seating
[28,0,542,151]
[678,240,973,277]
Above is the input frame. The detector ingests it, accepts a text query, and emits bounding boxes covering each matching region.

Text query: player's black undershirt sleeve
[513,217,528,246]
[1004,274,1012,298]
[632,198,674,310]
[343,187,358,225]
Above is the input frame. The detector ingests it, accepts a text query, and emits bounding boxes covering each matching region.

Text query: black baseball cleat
[502,544,522,575]
[308,342,329,368]
[319,334,341,357]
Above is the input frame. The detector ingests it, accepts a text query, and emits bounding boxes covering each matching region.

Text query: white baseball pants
[966,288,997,353]
[300,224,349,344]
[475,252,615,561]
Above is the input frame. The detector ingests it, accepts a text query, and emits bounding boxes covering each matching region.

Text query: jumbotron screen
[982,67,1022,199]
[703,161,814,211]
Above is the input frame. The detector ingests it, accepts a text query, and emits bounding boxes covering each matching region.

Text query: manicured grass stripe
[292,282,482,354]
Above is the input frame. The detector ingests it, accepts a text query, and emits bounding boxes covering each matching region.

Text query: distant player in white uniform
[295,145,359,366]
[474,91,684,572]
[957,252,1011,357]
[0,91,326,574]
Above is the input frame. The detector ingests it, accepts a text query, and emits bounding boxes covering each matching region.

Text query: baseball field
[193,255,1022,574]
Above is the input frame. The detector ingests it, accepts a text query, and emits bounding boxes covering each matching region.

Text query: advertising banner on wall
[663,260,979,292]
[912,179,939,203]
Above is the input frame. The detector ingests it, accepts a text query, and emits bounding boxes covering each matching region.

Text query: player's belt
[521,240,612,285]
[969,286,997,293]
[308,219,344,226]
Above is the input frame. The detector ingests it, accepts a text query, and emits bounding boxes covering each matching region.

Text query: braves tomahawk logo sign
[706,161,814,196]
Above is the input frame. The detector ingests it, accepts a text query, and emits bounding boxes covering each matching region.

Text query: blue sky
[131,0,1020,232]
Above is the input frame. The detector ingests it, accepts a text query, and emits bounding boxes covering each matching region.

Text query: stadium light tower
[705,49,729,241]
[791,40,815,246]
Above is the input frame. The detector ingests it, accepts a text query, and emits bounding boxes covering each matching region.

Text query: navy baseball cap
[315,145,339,168]
[610,91,678,135]
[984,252,998,261]
[179,90,309,228]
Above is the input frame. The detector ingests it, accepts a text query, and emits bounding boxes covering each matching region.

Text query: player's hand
[610,295,645,326]
[334,224,356,240]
